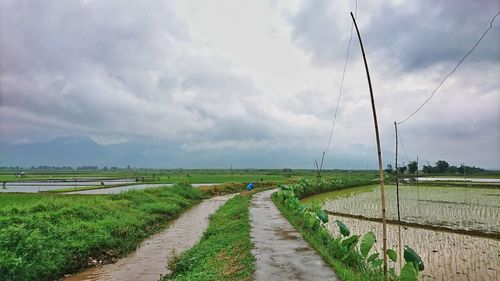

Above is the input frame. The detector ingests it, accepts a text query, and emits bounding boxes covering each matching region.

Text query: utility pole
[416,156,419,183]
[463,163,466,186]
[351,12,388,276]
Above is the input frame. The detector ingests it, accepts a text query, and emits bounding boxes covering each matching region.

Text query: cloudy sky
[1,0,499,168]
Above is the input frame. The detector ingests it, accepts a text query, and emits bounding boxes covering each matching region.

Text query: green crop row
[287,177,375,199]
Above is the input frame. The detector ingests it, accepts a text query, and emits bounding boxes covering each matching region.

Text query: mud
[64,194,235,281]
[250,189,338,281]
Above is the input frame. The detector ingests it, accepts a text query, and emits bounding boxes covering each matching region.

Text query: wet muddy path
[64,194,236,281]
[249,189,339,281]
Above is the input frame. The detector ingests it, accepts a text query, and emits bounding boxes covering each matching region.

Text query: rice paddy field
[305,184,500,281]
[0,169,373,184]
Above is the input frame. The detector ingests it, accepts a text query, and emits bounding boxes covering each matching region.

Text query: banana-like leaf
[335,220,350,237]
[360,231,376,258]
[370,258,383,268]
[316,209,329,223]
[404,246,424,271]
[387,248,397,262]
[400,262,418,281]
[341,235,359,251]
[367,252,379,262]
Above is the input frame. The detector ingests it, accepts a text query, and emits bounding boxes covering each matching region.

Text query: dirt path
[250,189,339,281]
[64,194,236,281]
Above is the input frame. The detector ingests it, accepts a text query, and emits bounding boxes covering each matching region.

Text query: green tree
[385,164,394,174]
[435,160,449,173]
[398,166,407,174]
[407,161,418,174]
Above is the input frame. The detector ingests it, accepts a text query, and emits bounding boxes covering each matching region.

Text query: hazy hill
[0,136,387,169]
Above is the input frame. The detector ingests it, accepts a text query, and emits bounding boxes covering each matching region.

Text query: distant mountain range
[0,135,390,169]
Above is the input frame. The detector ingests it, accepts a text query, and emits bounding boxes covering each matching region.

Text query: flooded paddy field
[415,177,500,183]
[306,184,500,281]
[311,184,500,235]
[325,216,500,281]
[0,180,219,194]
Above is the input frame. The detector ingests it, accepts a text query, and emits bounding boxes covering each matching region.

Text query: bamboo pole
[395,122,402,271]
[350,12,388,276]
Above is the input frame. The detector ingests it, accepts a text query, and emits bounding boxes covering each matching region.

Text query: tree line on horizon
[385,160,485,175]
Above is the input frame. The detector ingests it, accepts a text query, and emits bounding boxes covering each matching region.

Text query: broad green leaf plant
[276,181,424,281]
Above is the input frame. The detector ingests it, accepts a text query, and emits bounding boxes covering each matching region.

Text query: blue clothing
[246,182,254,190]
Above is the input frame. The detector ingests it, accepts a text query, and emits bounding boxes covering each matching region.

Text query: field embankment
[272,179,387,281]
[164,193,255,281]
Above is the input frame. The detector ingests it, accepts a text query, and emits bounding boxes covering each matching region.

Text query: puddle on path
[64,194,235,281]
[250,189,339,281]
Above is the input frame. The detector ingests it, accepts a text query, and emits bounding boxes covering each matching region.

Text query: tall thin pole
[395,122,402,270]
[394,122,401,222]
[351,12,388,276]
[416,156,419,182]
[318,151,326,178]
[463,163,466,186]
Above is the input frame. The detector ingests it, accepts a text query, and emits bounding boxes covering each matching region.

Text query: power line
[398,10,500,125]
[397,127,410,165]
[325,0,357,153]
[318,0,358,173]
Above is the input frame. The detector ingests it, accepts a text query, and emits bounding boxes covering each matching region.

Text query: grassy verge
[197,181,276,196]
[164,193,254,281]
[272,192,384,281]
[39,181,278,194]
[0,184,206,281]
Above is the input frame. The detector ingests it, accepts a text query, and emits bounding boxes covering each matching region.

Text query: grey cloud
[0,0,498,168]
[0,0,270,145]
[287,0,350,65]
[288,0,500,70]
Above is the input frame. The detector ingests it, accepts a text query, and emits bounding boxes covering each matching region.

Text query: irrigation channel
[304,183,500,281]
[64,194,236,281]
[0,181,218,193]
[250,189,339,281]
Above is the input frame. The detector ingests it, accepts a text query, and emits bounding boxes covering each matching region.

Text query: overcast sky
[1,0,499,168]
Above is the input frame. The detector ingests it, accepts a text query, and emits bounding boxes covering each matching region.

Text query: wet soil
[64,194,235,281]
[250,189,338,281]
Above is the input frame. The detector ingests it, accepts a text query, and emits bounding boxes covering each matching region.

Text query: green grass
[0,184,206,281]
[165,193,254,281]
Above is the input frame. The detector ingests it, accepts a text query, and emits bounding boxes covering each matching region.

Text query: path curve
[65,194,236,281]
[250,189,339,281]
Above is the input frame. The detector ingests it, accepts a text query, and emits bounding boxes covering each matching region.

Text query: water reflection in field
[310,185,500,235]
[307,184,500,281]
[325,216,500,281]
